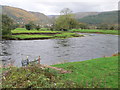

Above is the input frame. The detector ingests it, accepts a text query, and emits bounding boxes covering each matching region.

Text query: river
[0,33,119,67]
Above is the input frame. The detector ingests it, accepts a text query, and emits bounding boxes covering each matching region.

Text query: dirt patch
[38,64,71,74]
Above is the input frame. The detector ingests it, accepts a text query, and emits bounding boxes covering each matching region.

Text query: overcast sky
[0,0,119,15]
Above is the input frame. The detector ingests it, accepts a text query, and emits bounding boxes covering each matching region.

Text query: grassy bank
[12,28,60,34]
[7,35,53,40]
[2,56,118,88]
[70,29,119,35]
[3,28,119,40]
[52,56,118,88]
[3,28,83,40]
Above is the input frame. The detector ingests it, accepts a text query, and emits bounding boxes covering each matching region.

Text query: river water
[0,33,119,67]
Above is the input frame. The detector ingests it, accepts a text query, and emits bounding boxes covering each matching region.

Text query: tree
[97,23,109,30]
[25,21,35,30]
[78,23,88,29]
[2,14,14,35]
[109,26,114,30]
[25,24,32,30]
[35,25,41,30]
[60,8,72,15]
[12,24,20,30]
[54,8,78,31]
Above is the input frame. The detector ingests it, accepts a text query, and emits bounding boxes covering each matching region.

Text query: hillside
[47,11,118,25]
[47,12,99,19]
[47,12,100,24]
[2,5,118,25]
[2,6,50,24]
[78,11,118,25]
[74,12,100,19]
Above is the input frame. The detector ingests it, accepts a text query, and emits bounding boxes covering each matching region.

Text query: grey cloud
[1,1,119,15]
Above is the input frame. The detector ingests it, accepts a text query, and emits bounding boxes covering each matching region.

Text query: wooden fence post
[26,56,29,65]
[38,56,40,64]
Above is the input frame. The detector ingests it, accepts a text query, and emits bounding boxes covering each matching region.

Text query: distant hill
[2,5,51,24]
[30,12,50,24]
[74,12,100,19]
[47,12,99,19]
[78,11,118,25]
[47,12,100,24]
[48,11,118,25]
[2,5,118,25]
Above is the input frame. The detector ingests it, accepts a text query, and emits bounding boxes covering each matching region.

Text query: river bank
[70,29,119,35]
[2,55,118,88]
[2,28,83,40]
[2,28,119,40]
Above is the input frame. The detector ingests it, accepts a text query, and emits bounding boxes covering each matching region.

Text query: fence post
[38,56,40,64]
[26,56,29,65]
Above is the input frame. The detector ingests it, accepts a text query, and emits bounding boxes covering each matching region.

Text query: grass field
[52,56,118,88]
[70,29,119,35]
[2,56,118,88]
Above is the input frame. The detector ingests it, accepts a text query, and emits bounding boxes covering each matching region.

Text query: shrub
[25,24,32,30]
[35,25,41,30]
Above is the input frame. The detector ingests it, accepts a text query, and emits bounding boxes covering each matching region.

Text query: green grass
[8,33,82,40]
[3,28,119,40]
[2,56,118,88]
[12,29,60,34]
[70,29,119,35]
[3,28,83,40]
[11,35,53,39]
[14,28,50,31]
[54,32,83,39]
[52,56,118,88]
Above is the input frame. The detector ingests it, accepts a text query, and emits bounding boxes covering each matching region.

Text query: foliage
[11,24,20,30]
[52,56,118,88]
[97,23,109,30]
[54,8,78,31]
[2,14,14,35]
[35,25,41,30]
[77,23,88,29]
[2,65,80,88]
[25,22,35,30]
[25,24,32,30]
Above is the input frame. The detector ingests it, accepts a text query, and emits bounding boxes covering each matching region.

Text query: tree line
[1,8,119,36]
